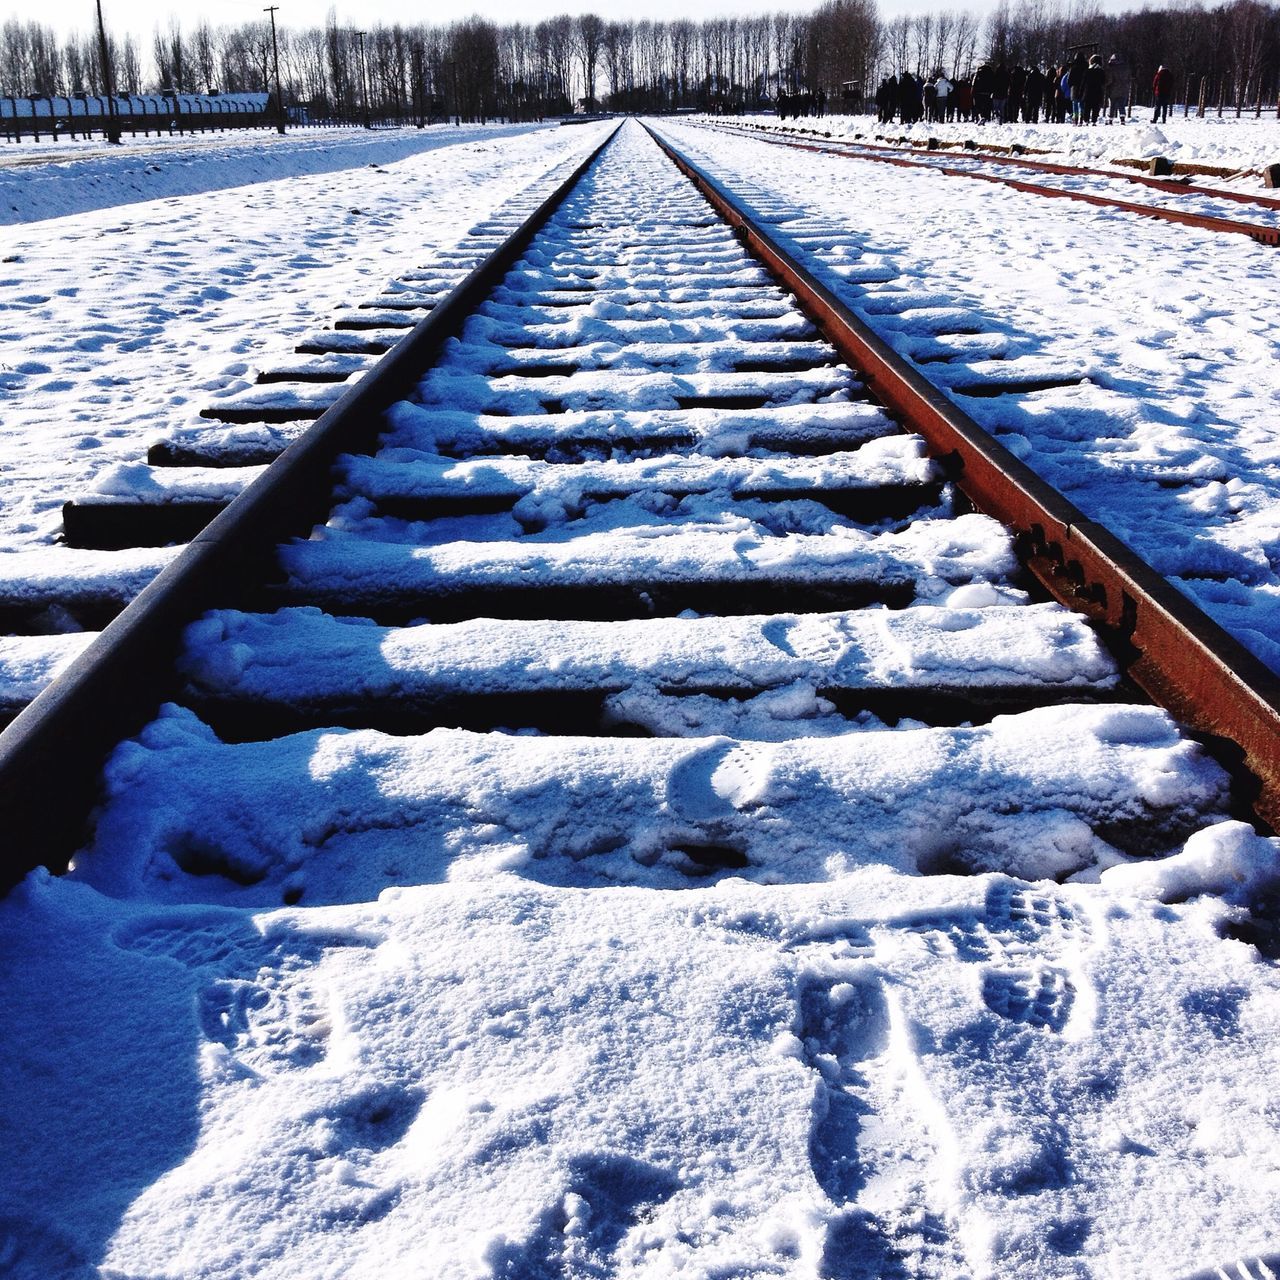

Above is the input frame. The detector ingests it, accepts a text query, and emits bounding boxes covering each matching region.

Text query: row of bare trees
[886,0,1280,112]
[1,0,1276,121]
[0,5,878,121]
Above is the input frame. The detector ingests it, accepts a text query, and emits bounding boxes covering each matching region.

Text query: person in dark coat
[991,63,1010,122]
[1083,54,1106,124]
[1054,64,1070,121]
[1008,65,1026,122]
[1152,64,1174,122]
[1022,65,1044,123]
[898,71,920,123]
[1067,51,1088,124]
[972,63,994,122]
[876,76,896,124]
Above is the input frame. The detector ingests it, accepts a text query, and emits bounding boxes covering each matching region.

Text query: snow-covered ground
[667,117,1280,670]
[1,117,1279,1280]
[730,108,1280,184]
[0,121,610,553]
[0,122,559,225]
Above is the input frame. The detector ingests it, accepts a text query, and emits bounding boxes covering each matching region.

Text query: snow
[335,436,936,504]
[0,631,94,712]
[279,506,1017,609]
[86,461,261,504]
[0,120,613,553]
[75,699,1224,903]
[712,119,1280,235]
[0,122,557,225]
[1,116,1280,1280]
[0,543,176,610]
[1102,819,1280,904]
[179,600,1117,704]
[734,109,1280,185]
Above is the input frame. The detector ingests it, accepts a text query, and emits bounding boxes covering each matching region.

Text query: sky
[40,0,1021,44]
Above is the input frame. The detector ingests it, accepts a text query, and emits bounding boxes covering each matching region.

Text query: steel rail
[866,136,1280,212]
[735,121,1280,214]
[696,121,1280,247]
[646,121,1280,830]
[0,122,623,892]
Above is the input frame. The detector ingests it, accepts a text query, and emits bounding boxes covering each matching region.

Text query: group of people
[776,90,828,119]
[874,52,1144,127]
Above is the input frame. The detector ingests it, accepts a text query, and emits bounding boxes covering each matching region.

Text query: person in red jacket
[1152,64,1174,122]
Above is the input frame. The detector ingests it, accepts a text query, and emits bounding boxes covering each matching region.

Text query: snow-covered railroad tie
[2,119,1279,1278]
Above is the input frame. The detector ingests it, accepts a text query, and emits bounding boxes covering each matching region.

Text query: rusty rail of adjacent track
[700,121,1280,247]
[647,122,1280,828]
[863,133,1280,212]
[0,123,622,892]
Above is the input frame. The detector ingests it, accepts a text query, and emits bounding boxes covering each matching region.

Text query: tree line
[1,0,1276,123]
[887,0,1280,115]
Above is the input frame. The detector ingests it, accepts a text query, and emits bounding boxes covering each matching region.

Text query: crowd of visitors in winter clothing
[872,51,1179,127]
[776,90,828,120]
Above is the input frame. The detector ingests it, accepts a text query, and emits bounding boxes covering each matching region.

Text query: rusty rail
[764,123,1280,212]
[647,121,1280,828]
[701,121,1280,247]
[862,135,1280,212]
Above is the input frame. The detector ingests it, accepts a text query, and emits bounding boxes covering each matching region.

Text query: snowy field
[0,122,610,552]
[730,108,1280,184]
[0,122,559,225]
[1,117,1279,1280]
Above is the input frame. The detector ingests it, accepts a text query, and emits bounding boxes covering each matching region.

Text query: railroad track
[2,118,1279,1275]
[0,137,606,727]
[699,119,1280,246]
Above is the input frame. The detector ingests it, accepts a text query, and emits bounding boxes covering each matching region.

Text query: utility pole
[412,43,425,127]
[95,0,121,144]
[264,5,285,135]
[356,30,370,129]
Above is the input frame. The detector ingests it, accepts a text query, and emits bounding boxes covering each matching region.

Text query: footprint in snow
[485,1153,680,1279]
[1173,1258,1280,1280]
[907,880,1093,1036]
[792,968,971,1278]
[981,965,1075,1034]
[112,914,374,1077]
[796,972,889,1205]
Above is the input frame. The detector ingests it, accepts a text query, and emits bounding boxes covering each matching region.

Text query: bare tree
[575,13,604,107]
[949,10,981,77]
[1226,0,1269,111]
[120,33,141,94]
[192,21,216,92]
